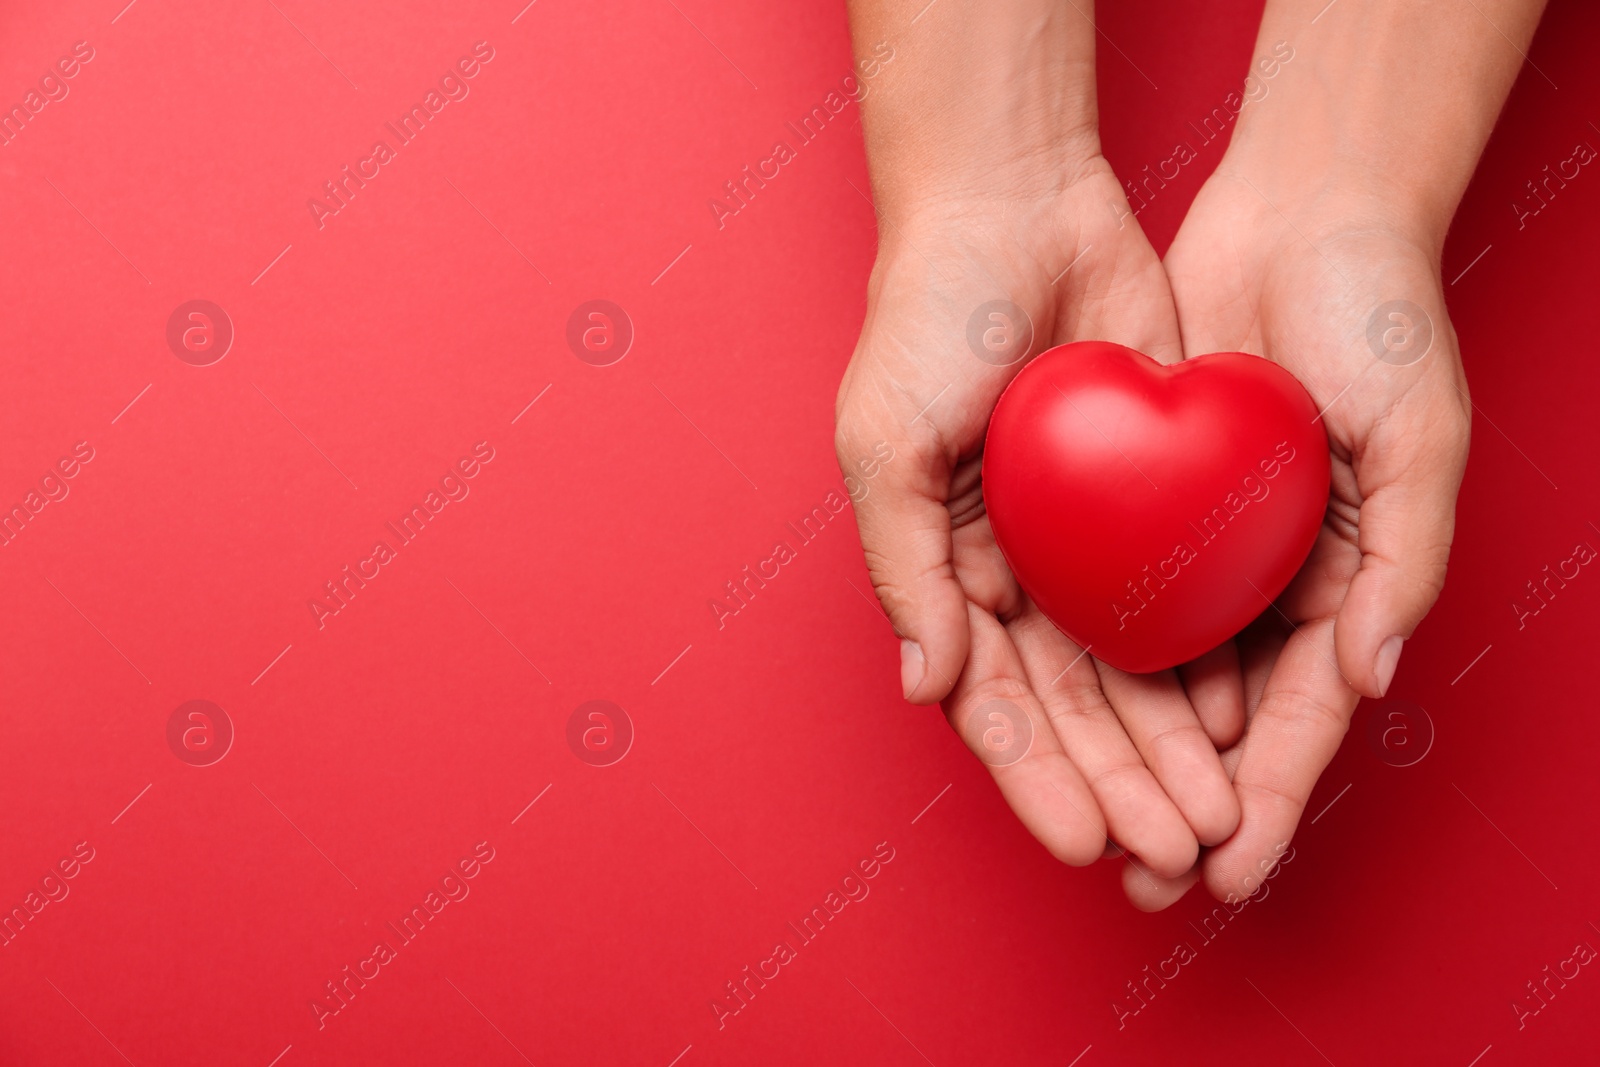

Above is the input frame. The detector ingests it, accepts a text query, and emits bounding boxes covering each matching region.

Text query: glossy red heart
[983,341,1331,673]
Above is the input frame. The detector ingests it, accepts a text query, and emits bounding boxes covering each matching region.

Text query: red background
[1,1,1596,1064]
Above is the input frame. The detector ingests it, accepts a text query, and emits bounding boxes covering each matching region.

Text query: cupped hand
[1142,171,1471,906]
[836,160,1243,885]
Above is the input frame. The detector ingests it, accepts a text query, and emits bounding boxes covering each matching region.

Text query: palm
[1160,176,1470,898]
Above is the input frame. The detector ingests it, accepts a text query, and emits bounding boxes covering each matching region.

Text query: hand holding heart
[1118,175,1470,907]
[839,163,1252,884]
[837,0,1523,909]
[841,184,1464,909]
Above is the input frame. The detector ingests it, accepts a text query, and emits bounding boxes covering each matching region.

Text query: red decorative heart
[983,341,1331,673]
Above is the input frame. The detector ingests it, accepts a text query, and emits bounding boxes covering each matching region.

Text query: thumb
[1334,379,1471,698]
[836,416,970,705]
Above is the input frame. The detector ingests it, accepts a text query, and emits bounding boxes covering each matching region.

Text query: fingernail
[900,639,926,700]
[1373,636,1404,696]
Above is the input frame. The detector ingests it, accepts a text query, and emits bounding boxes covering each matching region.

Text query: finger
[945,604,1106,866]
[1178,641,1246,748]
[1007,604,1198,878]
[1094,661,1241,847]
[1335,380,1470,697]
[949,506,1024,622]
[1201,616,1359,902]
[835,410,968,705]
[1121,855,1201,912]
[1241,629,1280,721]
[1219,625,1288,780]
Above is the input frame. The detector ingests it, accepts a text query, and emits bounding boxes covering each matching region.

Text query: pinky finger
[1178,641,1246,748]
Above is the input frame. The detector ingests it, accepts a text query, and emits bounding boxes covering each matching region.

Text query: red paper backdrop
[1,1,1596,1064]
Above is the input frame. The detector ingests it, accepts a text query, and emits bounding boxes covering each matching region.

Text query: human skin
[836,0,1244,885]
[838,0,1547,908]
[1134,0,1549,908]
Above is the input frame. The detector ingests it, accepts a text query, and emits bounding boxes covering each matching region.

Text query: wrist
[870,130,1105,232]
[1211,133,1456,257]
[852,3,1103,228]
[1213,0,1540,253]
[869,155,1126,288]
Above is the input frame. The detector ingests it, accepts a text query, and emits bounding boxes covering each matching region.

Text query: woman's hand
[837,0,1253,890]
[1151,172,1469,904]
[1131,0,1546,906]
[837,160,1246,882]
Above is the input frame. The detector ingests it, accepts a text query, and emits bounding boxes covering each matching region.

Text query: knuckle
[832,411,876,468]
[1039,675,1113,725]
[946,684,1039,762]
[1043,825,1105,867]
[954,677,1035,715]
[1409,563,1449,612]
[860,559,908,622]
[860,548,952,621]
[1087,760,1152,805]
[1237,776,1307,814]
[1258,683,1352,739]
[1140,721,1210,756]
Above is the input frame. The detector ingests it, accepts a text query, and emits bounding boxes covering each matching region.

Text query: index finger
[1200,615,1359,902]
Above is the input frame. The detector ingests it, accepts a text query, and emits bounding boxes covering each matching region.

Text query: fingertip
[903,642,962,704]
[1201,852,1252,904]
[896,588,966,703]
[1090,778,1199,880]
[900,605,968,705]
[1142,834,1199,881]
[899,639,926,701]
[1335,473,1454,698]
[1191,794,1241,849]
[1334,610,1402,700]
[1122,858,1200,912]
[1045,822,1107,868]
[1010,754,1107,867]
[1201,834,1293,904]
[1049,778,1109,867]
[1373,635,1404,697]
[1171,755,1241,848]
